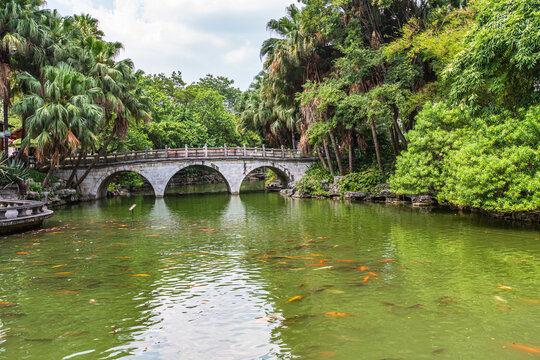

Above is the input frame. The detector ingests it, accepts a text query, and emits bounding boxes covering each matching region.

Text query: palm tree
[0,0,45,155]
[13,62,103,187]
[71,36,151,187]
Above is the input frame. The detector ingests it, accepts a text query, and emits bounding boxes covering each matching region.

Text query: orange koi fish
[132,274,151,277]
[368,272,379,277]
[286,295,303,303]
[380,259,393,263]
[52,264,67,268]
[324,312,356,317]
[56,290,78,294]
[357,266,368,272]
[498,284,513,290]
[520,298,540,304]
[16,252,29,255]
[508,343,540,354]
[362,276,371,283]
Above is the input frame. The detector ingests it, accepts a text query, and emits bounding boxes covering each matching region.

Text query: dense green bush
[340,169,388,193]
[294,163,333,195]
[27,169,58,185]
[28,182,43,199]
[391,104,540,212]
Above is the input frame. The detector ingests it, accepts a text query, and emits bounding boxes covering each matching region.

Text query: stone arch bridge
[55,146,316,199]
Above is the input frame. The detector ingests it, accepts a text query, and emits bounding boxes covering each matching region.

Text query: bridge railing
[60,146,312,167]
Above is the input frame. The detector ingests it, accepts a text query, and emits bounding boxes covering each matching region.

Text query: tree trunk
[389,125,399,158]
[72,130,115,188]
[322,138,334,175]
[2,99,8,157]
[348,146,353,173]
[14,115,27,162]
[42,148,59,188]
[391,105,408,150]
[393,120,407,151]
[329,129,344,175]
[67,145,86,186]
[317,146,328,170]
[348,132,353,172]
[291,128,295,150]
[370,120,383,171]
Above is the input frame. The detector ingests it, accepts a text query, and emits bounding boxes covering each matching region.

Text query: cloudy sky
[45,0,297,90]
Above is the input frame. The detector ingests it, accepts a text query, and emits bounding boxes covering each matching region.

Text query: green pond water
[0,193,538,359]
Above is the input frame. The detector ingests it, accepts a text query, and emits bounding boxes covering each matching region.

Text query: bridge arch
[95,169,156,199]
[164,164,231,195]
[238,165,292,194]
[226,162,296,195]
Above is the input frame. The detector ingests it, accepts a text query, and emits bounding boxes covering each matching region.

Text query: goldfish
[324,312,355,317]
[257,260,267,263]
[16,252,29,255]
[132,274,151,277]
[52,264,67,268]
[286,295,303,303]
[508,343,540,354]
[380,259,393,263]
[313,266,333,271]
[56,290,78,294]
[255,315,280,323]
[362,276,371,283]
[368,272,380,277]
[0,302,13,305]
[498,284,513,290]
[357,266,368,272]
[520,298,540,304]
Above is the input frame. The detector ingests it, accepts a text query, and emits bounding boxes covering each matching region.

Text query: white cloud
[46,0,296,89]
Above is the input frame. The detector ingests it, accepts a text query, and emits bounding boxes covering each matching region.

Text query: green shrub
[116,172,144,187]
[265,169,278,187]
[28,169,58,184]
[108,182,119,192]
[391,103,540,212]
[294,162,333,195]
[28,182,43,200]
[340,169,388,193]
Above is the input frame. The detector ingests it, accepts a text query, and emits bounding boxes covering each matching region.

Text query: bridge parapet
[60,146,311,168]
